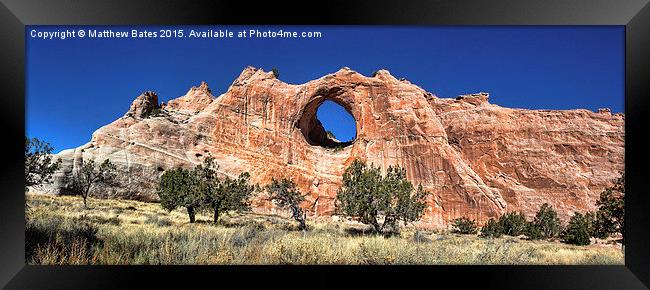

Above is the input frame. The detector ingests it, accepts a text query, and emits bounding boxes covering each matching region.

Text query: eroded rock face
[126,91,159,119]
[43,67,625,228]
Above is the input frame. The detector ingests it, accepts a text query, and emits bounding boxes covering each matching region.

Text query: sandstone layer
[44,67,625,228]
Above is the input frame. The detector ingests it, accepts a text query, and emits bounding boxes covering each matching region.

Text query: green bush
[593,174,624,241]
[527,203,561,240]
[480,218,503,238]
[157,167,202,223]
[561,212,592,246]
[158,158,256,224]
[526,222,543,240]
[584,211,597,237]
[336,159,429,234]
[200,157,256,224]
[266,178,308,231]
[25,136,61,192]
[498,211,528,236]
[451,217,478,234]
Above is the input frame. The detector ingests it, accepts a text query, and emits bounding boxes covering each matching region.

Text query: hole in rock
[298,99,356,149]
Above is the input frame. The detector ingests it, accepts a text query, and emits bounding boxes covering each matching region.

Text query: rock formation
[44,67,625,228]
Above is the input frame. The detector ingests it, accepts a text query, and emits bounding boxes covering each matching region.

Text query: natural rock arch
[43,66,625,228]
[296,90,358,148]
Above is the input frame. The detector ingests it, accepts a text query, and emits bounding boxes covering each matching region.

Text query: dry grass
[25,193,624,265]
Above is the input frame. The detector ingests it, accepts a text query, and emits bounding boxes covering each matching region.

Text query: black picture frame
[1,0,648,288]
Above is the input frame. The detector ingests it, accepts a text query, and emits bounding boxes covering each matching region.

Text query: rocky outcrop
[430,95,624,220]
[165,81,214,112]
[126,91,159,119]
[43,67,625,228]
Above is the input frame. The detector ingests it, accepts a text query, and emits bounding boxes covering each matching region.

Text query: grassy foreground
[25,193,624,265]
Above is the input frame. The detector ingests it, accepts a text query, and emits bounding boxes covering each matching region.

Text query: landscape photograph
[25,26,625,265]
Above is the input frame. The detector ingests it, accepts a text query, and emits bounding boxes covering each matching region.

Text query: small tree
[271,68,280,78]
[584,211,598,237]
[451,217,478,234]
[335,159,429,234]
[159,158,257,224]
[209,171,256,224]
[266,178,307,230]
[393,184,429,229]
[480,218,503,238]
[25,137,61,192]
[562,212,592,246]
[191,157,219,222]
[591,211,610,239]
[527,203,561,240]
[69,159,116,208]
[498,211,528,236]
[336,160,384,233]
[593,174,624,242]
[157,168,202,223]
[526,222,543,240]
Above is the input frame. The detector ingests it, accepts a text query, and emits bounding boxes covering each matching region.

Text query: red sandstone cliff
[45,67,624,228]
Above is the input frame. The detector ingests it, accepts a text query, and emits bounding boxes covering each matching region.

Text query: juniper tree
[383,170,429,232]
[335,159,429,234]
[526,222,543,240]
[336,160,383,232]
[451,217,478,234]
[498,211,528,236]
[593,173,624,242]
[157,167,202,223]
[480,218,503,238]
[158,158,257,224]
[266,178,307,230]
[25,137,61,192]
[192,157,219,222]
[201,157,256,223]
[527,203,561,240]
[562,212,592,246]
[218,172,256,220]
[68,159,117,208]
[584,211,598,237]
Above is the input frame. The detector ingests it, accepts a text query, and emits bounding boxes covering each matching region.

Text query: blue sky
[26,26,624,152]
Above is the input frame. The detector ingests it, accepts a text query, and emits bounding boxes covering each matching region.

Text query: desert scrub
[451,217,478,234]
[144,214,172,227]
[95,226,227,264]
[25,213,100,264]
[270,233,371,264]
[25,193,624,265]
[87,214,121,226]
